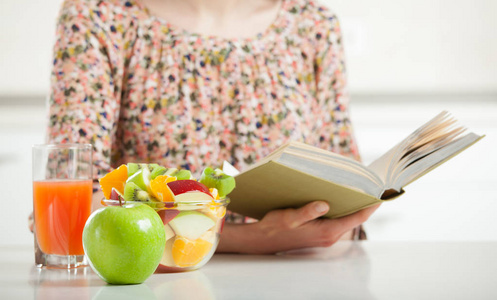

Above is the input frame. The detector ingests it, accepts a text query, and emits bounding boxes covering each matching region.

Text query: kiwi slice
[199,167,236,198]
[175,169,192,180]
[160,167,191,179]
[150,166,167,180]
[151,166,192,180]
[123,182,152,202]
[127,163,140,177]
[126,168,151,192]
[164,168,178,176]
[127,163,160,177]
[148,163,160,170]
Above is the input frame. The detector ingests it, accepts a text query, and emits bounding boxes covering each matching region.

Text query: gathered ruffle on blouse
[47,0,360,178]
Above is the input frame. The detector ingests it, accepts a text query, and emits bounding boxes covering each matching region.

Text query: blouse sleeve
[313,12,361,162]
[46,0,123,179]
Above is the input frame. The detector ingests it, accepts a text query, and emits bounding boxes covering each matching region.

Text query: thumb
[290,201,329,227]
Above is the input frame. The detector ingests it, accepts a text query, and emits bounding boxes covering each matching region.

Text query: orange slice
[209,188,220,200]
[211,206,226,219]
[99,164,128,199]
[150,175,177,202]
[171,236,213,267]
[207,188,226,219]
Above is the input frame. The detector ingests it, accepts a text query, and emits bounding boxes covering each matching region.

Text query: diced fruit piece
[168,211,215,240]
[216,206,227,218]
[167,180,214,202]
[175,170,192,180]
[162,168,191,179]
[171,236,213,268]
[209,188,220,200]
[164,224,175,242]
[205,189,226,220]
[126,168,151,193]
[165,168,178,176]
[150,166,167,180]
[199,167,235,198]
[150,166,193,181]
[157,209,180,224]
[127,163,140,177]
[99,164,128,199]
[127,163,159,177]
[159,238,176,268]
[110,188,122,201]
[205,204,226,220]
[150,175,177,202]
[148,163,160,169]
[123,182,152,202]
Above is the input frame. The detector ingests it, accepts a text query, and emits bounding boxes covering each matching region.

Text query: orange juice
[33,180,92,256]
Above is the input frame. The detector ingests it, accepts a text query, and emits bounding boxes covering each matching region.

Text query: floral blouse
[47,0,360,176]
[47,0,363,237]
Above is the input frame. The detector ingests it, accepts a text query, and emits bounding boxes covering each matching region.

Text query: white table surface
[1,241,496,300]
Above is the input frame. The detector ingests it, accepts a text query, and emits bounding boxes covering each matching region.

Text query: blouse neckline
[134,0,289,44]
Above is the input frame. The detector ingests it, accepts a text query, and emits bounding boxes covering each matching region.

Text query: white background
[1,0,496,96]
[0,0,496,246]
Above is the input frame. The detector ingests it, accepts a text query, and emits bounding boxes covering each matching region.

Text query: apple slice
[167,180,214,202]
[158,238,176,268]
[164,224,175,242]
[109,188,121,200]
[168,211,215,240]
[107,188,124,205]
[157,209,180,225]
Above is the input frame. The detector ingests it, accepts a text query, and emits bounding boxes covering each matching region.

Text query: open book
[227,111,484,219]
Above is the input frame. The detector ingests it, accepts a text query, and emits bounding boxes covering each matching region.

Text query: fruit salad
[99,163,235,272]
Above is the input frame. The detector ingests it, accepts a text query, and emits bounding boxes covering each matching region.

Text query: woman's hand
[216,201,380,254]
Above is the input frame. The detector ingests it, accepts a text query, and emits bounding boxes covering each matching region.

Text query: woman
[46,0,379,254]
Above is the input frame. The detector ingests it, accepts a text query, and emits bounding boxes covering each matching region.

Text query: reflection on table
[2,241,497,299]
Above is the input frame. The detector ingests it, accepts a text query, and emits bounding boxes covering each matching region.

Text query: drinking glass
[32,144,93,268]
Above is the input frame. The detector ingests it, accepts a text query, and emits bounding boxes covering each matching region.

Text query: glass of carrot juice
[32,144,93,268]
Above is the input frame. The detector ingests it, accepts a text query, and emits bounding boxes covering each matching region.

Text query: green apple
[83,203,166,285]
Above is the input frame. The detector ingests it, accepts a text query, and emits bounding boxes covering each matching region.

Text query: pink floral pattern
[47,0,360,180]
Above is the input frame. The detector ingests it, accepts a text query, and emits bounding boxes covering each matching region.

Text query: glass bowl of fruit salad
[99,164,235,273]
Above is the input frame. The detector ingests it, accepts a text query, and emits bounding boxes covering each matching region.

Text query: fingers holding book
[326,204,381,240]
[298,202,380,248]
[238,201,380,254]
[275,201,331,229]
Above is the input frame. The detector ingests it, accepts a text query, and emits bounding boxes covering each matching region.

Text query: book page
[239,140,385,197]
[277,152,384,197]
[368,111,485,193]
[391,133,483,191]
[367,144,402,182]
[283,148,384,186]
[368,111,451,183]
[389,126,467,182]
[243,141,327,171]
